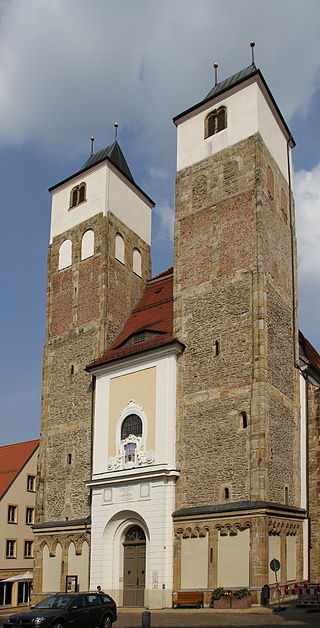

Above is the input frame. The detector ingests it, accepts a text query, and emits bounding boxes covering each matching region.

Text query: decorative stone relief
[175,525,209,539]
[107,400,154,471]
[215,521,251,535]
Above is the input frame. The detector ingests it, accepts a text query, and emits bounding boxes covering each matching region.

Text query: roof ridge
[0,438,39,450]
[148,267,173,283]
[203,63,257,101]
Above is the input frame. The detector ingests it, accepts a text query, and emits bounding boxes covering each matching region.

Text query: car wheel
[101,615,112,628]
[52,622,64,628]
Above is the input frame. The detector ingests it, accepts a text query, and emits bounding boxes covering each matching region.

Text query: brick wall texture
[174,133,300,510]
[36,210,151,525]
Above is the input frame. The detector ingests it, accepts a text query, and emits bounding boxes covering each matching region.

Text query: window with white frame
[133,248,142,276]
[6,539,16,558]
[24,541,33,558]
[58,239,72,270]
[81,229,95,260]
[27,475,35,492]
[8,505,17,524]
[115,233,125,264]
[26,507,34,525]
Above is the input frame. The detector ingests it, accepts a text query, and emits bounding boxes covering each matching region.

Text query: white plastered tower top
[48,141,154,245]
[173,65,294,180]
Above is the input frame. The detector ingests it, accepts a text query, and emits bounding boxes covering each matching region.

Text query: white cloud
[295,164,320,279]
[153,200,175,243]
[0,0,320,164]
[295,163,320,347]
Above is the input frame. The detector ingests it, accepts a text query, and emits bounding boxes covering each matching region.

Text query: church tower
[33,141,153,594]
[172,64,306,595]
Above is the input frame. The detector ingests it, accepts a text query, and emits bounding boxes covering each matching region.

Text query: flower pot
[231,596,251,609]
[213,596,231,608]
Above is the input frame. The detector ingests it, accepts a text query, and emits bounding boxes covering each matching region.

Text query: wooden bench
[172,591,204,608]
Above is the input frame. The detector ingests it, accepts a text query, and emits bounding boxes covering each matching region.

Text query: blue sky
[1,0,320,445]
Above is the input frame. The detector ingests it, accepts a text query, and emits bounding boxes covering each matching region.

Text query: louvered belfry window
[205,106,227,138]
[121,414,142,439]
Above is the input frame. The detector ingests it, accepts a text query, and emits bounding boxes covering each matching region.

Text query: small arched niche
[133,248,142,276]
[81,229,94,260]
[58,239,72,270]
[115,233,125,264]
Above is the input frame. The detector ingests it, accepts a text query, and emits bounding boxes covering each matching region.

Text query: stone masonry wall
[174,133,299,511]
[36,210,151,525]
[308,383,320,581]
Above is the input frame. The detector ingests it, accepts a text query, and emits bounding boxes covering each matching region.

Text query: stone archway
[123,525,146,607]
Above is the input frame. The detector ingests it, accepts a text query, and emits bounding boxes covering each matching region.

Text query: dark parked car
[4,592,117,628]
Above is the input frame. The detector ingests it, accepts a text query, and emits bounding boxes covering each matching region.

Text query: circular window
[121,414,142,440]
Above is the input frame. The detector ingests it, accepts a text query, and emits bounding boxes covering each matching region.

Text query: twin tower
[33,63,308,607]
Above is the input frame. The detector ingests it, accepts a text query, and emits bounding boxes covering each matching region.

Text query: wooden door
[123,526,146,606]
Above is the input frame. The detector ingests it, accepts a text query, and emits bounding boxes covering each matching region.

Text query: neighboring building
[34,61,320,607]
[0,439,39,607]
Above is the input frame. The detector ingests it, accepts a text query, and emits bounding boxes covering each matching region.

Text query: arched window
[240,411,248,429]
[78,183,86,204]
[121,414,142,440]
[124,525,146,542]
[70,187,78,208]
[81,229,94,260]
[58,239,72,270]
[133,248,142,276]
[69,183,86,209]
[115,233,125,264]
[224,487,230,500]
[205,106,227,138]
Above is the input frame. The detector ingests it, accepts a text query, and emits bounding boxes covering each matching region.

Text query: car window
[52,596,72,609]
[84,594,100,607]
[70,596,84,608]
[100,595,112,604]
[35,596,58,609]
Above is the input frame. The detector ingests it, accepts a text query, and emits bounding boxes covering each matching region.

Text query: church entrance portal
[123,525,146,607]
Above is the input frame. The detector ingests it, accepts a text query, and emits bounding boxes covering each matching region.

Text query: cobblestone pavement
[115,606,320,628]
[2,605,320,628]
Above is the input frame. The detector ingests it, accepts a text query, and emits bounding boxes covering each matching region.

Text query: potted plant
[231,588,251,609]
[211,588,232,608]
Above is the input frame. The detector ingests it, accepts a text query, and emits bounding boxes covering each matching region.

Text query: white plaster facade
[175,76,292,179]
[50,160,152,244]
[299,372,309,581]
[88,346,181,608]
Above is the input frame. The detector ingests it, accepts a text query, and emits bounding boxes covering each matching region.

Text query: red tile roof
[0,439,39,499]
[87,268,183,368]
[299,331,320,374]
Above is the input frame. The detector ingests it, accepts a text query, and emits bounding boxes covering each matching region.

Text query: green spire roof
[48,139,150,195]
[203,63,258,103]
[173,62,294,145]
[173,64,258,123]
[81,141,134,183]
